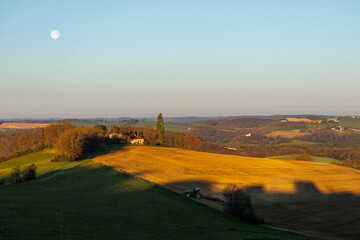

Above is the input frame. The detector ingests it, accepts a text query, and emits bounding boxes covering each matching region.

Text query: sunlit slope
[0,149,82,180]
[93,146,360,240]
[93,146,360,196]
[0,152,319,240]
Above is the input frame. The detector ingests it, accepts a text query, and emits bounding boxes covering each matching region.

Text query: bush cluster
[294,151,313,161]
[22,164,38,181]
[51,154,76,162]
[9,164,37,184]
[222,184,264,225]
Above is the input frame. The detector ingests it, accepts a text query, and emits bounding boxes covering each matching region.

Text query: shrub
[22,164,37,181]
[295,151,313,161]
[222,184,264,225]
[51,154,76,162]
[10,166,23,183]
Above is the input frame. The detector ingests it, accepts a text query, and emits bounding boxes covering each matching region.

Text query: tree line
[300,131,360,145]
[109,125,204,151]
[0,121,106,162]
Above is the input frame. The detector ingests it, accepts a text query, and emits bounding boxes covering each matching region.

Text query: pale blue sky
[0,0,359,118]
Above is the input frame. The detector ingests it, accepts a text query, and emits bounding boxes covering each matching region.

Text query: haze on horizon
[1,0,360,119]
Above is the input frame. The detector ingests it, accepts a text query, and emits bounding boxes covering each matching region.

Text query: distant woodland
[2,116,360,169]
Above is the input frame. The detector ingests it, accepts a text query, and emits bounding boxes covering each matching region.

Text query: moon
[50,30,60,40]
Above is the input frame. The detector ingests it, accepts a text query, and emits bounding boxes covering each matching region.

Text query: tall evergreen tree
[156,113,165,144]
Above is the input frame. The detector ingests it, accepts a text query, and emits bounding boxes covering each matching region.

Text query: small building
[131,136,145,144]
[331,126,347,132]
[245,133,252,137]
[109,132,126,139]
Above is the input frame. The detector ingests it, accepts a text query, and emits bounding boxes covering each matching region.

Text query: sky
[0,0,360,119]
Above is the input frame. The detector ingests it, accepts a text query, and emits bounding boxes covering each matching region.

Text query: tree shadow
[87,146,360,240]
[241,182,360,240]
[160,179,360,240]
[0,163,320,240]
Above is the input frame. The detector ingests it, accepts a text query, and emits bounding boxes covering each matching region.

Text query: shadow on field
[2,162,316,240]
[244,181,360,240]
[79,144,126,160]
[160,179,360,240]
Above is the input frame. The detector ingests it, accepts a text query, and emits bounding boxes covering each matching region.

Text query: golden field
[93,146,360,195]
[265,129,310,138]
[93,146,360,240]
[0,122,50,129]
[285,117,320,123]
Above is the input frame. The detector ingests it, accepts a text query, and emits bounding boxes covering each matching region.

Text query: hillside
[93,146,360,240]
[0,150,317,240]
[0,149,81,179]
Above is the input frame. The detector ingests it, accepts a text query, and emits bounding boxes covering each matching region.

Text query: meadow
[0,149,318,240]
[339,117,360,129]
[264,129,309,138]
[74,120,189,131]
[269,155,341,164]
[0,122,50,129]
[0,149,81,180]
[93,146,360,240]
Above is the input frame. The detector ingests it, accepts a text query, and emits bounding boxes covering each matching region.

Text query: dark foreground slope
[0,153,320,240]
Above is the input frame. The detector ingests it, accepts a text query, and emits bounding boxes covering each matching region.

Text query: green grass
[270,155,341,164]
[74,120,190,131]
[0,128,13,134]
[0,151,322,240]
[278,139,320,145]
[339,117,360,129]
[0,149,82,180]
[74,120,128,128]
[131,121,189,131]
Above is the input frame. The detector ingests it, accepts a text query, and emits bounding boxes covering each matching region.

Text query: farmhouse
[109,132,126,139]
[109,132,145,144]
[131,136,144,144]
[331,126,347,132]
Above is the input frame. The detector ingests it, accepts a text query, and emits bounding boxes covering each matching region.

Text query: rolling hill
[93,146,360,240]
[0,149,317,240]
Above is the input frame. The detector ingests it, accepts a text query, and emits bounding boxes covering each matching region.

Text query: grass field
[0,122,50,129]
[270,155,341,164]
[74,120,189,131]
[265,129,310,138]
[278,139,320,145]
[131,121,190,131]
[339,117,360,129]
[0,128,10,133]
[74,120,128,128]
[0,150,318,240]
[93,146,360,240]
[0,149,82,180]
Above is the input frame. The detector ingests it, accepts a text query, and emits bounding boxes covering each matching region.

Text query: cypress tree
[156,113,165,144]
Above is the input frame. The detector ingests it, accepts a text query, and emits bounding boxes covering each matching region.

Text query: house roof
[133,136,144,139]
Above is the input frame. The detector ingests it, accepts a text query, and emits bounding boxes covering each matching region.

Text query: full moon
[50,30,60,39]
